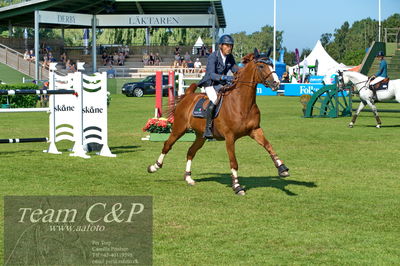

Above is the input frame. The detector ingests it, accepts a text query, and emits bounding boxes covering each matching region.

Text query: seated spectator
[124,45,130,58]
[48,52,56,63]
[118,52,125,66]
[23,50,30,61]
[65,59,72,70]
[60,52,67,64]
[107,54,113,65]
[69,63,77,73]
[194,58,202,70]
[149,52,155,65]
[184,52,191,63]
[113,52,118,65]
[106,65,116,78]
[142,52,150,66]
[101,52,108,66]
[29,50,36,61]
[174,53,181,67]
[281,72,290,83]
[154,53,162,66]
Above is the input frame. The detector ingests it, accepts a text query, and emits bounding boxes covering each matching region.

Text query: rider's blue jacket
[375,60,388,78]
[197,50,239,90]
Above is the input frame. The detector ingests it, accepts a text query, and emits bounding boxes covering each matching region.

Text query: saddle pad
[373,78,389,91]
[192,97,223,119]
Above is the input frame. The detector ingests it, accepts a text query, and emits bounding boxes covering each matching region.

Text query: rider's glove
[221,75,234,83]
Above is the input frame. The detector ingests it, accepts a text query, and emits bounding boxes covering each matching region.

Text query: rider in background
[370,51,388,100]
[197,34,239,139]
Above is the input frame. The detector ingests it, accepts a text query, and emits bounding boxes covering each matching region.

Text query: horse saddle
[371,77,389,91]
[192,96,223,119]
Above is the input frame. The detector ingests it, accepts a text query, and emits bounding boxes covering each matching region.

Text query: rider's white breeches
[205,86,218,104]
[370,76,385,86]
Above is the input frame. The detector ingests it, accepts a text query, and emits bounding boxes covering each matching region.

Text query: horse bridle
[235,58,277,88]
[338,71,369,92]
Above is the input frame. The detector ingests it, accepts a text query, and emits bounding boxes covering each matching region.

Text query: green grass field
[0,63,31,84]
[1,94,400,264]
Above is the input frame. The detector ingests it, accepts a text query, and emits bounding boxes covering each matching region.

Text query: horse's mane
[344,70,368,81]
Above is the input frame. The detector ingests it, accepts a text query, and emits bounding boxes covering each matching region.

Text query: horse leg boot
[148,129,186,173]
[349,101,365,128]
[203,102,216,139]
[184,135,206,186]
[366,100,382,128]
[250,128,289,177]
[225,136,245,195]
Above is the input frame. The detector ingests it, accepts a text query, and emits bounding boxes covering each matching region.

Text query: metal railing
[0,43,63,80]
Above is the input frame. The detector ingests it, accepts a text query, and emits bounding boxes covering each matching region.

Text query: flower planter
[149,133,196,142]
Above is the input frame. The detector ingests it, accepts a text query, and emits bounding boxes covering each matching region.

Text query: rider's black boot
[203,102,216,139]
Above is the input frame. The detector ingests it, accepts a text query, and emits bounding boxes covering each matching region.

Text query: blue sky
[222,0,399,52]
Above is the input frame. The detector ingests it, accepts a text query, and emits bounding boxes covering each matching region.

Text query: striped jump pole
[0,89,76,96]
[0,138,48,144]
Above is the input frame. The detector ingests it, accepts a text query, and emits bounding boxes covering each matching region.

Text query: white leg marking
[185,160,192,172]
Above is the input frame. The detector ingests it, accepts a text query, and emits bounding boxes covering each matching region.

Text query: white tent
[289,40,349,82]
[192,36,204,55]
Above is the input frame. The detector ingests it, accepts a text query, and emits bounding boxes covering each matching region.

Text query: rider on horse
[370,51,388,100]
[197,34,239,139]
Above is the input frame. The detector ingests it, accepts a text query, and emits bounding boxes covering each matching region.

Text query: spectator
[113,52,118,65]
[149,52,155,65]
[154,53,162,66]
[106,65,116,78]
[194,58,202,70]
[281,72,290,83]
[23,50,30,61]
[174,46,180,55]
[184,52,191,63]
[200,44,207,57]
[142,52,150,66]
[124,45,130,58]
[118,52,125,66]
[29,50,36,61]
[106,53,113,65]
[101,52,108,66]
[65,59,72,70]
[174,53,181,67]
[60,52,67,64]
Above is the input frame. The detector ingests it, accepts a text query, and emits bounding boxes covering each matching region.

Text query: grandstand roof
[0,0,226,28]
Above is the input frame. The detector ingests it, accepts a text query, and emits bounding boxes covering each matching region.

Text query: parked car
[121,75,172,97]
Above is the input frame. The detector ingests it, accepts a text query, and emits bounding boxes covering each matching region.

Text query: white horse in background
[338,71,400,128]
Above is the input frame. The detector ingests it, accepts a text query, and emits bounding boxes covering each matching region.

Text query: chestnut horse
[147,50,290,195]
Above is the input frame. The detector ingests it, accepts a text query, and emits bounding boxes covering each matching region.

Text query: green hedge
[0,83,39,108]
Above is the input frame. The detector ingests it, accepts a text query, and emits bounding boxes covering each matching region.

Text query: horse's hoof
[279,171,290,178]
[185,179,196,186]
[278,164,290,178]
[147,165,157,173]
[348,124,353,128]
[236,190,246,196]
[376,125,381,128]
[184,174,196,186]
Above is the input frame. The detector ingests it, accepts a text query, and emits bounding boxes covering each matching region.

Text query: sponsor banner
[282,83,349,96]
[256,84,278,96]
[283,83,325,96]
[309,75,325,83]
[4,196,152,265]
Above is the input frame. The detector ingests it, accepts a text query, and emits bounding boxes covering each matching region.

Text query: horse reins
[233,59,276,86]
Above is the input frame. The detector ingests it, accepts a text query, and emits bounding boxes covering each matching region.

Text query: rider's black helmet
[218,35,234,45]
[377,51,384,57]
